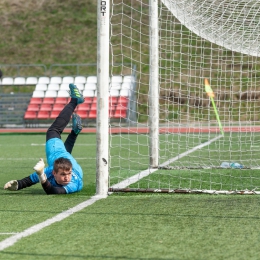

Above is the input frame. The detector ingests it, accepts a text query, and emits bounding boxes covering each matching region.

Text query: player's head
[53,157,72,185]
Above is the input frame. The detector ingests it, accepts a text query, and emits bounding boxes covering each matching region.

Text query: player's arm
[4,177,35,191]
[33,158,66,194]
[41,180,66,194]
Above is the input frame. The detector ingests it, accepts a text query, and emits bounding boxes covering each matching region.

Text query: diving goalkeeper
[4,84,85,195]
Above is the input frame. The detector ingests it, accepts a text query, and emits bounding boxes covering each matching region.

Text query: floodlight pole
[96,0,110,197]
[149,0,159,168]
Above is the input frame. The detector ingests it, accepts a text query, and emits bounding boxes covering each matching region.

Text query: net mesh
[108,0,260,193]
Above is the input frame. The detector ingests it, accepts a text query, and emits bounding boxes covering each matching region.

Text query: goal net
[107,0,260,194]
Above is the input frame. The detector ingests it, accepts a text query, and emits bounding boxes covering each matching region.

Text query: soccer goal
[97,0,260,195]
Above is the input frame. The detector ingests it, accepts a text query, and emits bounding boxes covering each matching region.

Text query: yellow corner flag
[205,78,224,135]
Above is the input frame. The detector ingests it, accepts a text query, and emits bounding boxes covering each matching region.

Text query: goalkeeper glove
[4,180,18,191]
[33,158,47,183]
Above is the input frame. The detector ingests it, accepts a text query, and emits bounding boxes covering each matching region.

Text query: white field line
[0,135,222,251]
[0,195,106,251]
[111,135,223,189]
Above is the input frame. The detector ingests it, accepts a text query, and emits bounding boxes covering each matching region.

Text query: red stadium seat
[27,104,40,112]
[90,103,97,110]
[50,110,60,119]
[117,96,128,106]
[55,97,68,104]
[29,97,43,105]
[77,103,91,111]
[39,104,52,111]
[24,111,37,120]
[113,103,127,118]
[109,96,118,105]
[42,97,55,104]
[109,108,115,117]
[37,111,50,119]
[76,110,88,119]
[88,110,97,119]
[52,103,64,111]
[84,97,93,105]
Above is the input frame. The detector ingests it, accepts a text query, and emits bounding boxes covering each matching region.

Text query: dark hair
[54,157,72,173]
[0,70,2,79]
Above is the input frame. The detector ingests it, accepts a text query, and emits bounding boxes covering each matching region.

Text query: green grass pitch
[0,133,260,259]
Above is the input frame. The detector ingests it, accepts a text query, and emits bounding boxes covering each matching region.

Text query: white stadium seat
[50,76,62,84]
[47,83,60,91]
[26,77,38,85]
[120,89,130,96]
[83,89,95,97]
[86,76,97,84]
[121,82,131,90]
[62,76,74,84]
[59,83,70,91]
[35,84,48,91]
[109,89,120,97]
[85,83,96,90]
[111,75,123,84]
[45,90,57,97]
[123,75,135,83]
[32,90,45,98]
[2,77,14,85]
[110,83,121,90]
[14,77,26,85]
[57,90,70,97]
[38,76,50,84]
[74,76,86,84]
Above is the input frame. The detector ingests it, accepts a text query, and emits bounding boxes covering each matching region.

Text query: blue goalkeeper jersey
[30,137,83,194]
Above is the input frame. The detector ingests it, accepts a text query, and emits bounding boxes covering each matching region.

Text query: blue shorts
[45,138,83,179]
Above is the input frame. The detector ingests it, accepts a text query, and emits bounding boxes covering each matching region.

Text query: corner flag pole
[205,78,224,136]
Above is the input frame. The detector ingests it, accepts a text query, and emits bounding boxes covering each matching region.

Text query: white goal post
[96,0,260,195]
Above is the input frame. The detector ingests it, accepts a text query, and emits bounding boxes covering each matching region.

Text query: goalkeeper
[4,84,85,195]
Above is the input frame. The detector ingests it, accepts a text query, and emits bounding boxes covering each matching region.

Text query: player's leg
[46,98,77,141]
[46,84,84,142]
[45,84,84,166]
[64,113,83,154]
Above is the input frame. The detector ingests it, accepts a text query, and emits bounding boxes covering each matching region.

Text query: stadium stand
[12,74,134,125]
[0,94,32,127]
